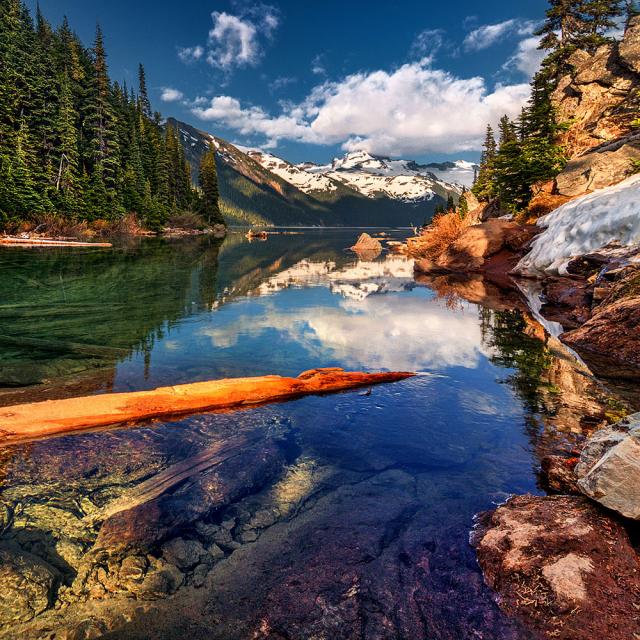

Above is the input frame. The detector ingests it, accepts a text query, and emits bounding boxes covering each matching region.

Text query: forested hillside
[472,0,640,214]
[0,0,223,231]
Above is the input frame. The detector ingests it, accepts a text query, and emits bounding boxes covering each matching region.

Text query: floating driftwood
[0,236,112,248]
[0,368,414,444]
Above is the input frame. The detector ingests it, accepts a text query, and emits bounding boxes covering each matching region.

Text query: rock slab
[576,413,640,519]
[474,495,640,639]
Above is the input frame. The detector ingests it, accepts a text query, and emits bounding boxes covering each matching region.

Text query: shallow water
[0,230,624,639]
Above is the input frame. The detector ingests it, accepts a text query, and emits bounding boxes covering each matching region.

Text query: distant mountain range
[169,118,477,227]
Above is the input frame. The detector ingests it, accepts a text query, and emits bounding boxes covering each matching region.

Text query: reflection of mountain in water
[257,255,415,301]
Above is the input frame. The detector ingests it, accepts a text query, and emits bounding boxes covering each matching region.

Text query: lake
[0,230,624,639]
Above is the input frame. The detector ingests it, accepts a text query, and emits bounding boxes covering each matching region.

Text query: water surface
[0,230,621,639]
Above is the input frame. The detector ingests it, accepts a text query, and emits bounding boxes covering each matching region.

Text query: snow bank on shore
[516,174,640,276]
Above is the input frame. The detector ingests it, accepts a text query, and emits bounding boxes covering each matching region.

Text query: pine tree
[198,142,222,225]
[458,191,469,219]
[536,0,624,78]
[84,25,120,201]
[138,63,152,119]
[472,125,498,201]
[446,193,455,212]
[0,2,214,231]
[54,70,79,195]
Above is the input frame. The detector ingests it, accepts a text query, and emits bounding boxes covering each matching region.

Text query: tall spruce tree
[472,125,498,201]
[138,64,152,120]
[198,142,222,225]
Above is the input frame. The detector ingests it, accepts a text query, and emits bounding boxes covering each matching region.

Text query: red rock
[474,495,640,639]
[562,296,640,379]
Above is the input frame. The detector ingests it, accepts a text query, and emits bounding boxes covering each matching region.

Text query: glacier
[515,174,640,276]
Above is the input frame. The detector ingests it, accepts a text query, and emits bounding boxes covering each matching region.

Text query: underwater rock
[0,543,59,625]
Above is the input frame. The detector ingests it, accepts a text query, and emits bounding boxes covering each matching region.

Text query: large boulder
[619,15,640,74]
[473,495,640,639]
[576,413,640,519]
[555,132,640,197]
[552,19,640,158]
[351,233,382,253]
[414,220,538,274]
[561,295,640,379]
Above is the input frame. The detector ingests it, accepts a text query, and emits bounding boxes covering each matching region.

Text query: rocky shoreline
[403,169,640,639]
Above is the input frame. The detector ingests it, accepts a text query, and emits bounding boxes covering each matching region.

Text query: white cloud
[504,36,545,78]
[160,87,184,103]
[194,59,529,155]
[312,54,327,76]
[180,5,279,71]
[269,76,297,92]
[411,29,446,59]
[464,19,537,51]
[192,95,322,148]
[178,45,204,63]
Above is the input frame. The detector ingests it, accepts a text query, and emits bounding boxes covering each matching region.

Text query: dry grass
[410,211,473,259]
[15,213,93,239]
[167,211,207,230]
[5,212,147,239]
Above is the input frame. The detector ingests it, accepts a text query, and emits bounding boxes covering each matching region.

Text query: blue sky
[28,0,550,163]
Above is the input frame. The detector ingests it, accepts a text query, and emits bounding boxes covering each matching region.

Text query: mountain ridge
[169,118,471,227]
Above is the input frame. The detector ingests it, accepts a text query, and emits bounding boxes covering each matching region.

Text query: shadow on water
[0,231,635,640]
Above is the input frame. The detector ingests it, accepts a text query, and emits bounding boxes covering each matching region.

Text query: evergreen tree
[446,193,455,212]
[138,63,152,119]
[472,125,498,201]
[458,191,469,220]
[0,2,214,230]
[198,142,222,225]
[536,0,624,78]
[84,25,120,200]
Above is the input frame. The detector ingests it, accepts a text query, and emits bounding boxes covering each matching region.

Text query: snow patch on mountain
[423,160,477,188]
[515,174,640,276]
[246,149,469,203]
[245,150,337,193]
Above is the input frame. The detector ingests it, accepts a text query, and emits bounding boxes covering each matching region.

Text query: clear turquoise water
[0,230,569,638]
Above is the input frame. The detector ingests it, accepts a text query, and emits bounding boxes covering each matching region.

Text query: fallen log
[99,434,250,521]
[0,368,414,444]
[0,236,112,248]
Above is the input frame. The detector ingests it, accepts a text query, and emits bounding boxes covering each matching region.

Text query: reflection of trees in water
[0,237,223,399]
[480,306,631,472]
[481,309,552,415]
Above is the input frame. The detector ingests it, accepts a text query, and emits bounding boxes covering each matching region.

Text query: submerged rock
[474,495,640,639]
[576,413,640,519]
[0,543,59,625]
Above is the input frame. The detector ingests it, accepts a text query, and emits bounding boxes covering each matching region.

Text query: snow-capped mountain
[169,117,467,227]
[245,149,473,204]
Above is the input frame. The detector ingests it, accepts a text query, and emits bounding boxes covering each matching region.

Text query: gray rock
[576,413,640,519]
[161,538,206,570]
[0,543,59,625]
[138,563,184,599]
[619,16,640,74]
[555,132,640,197]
